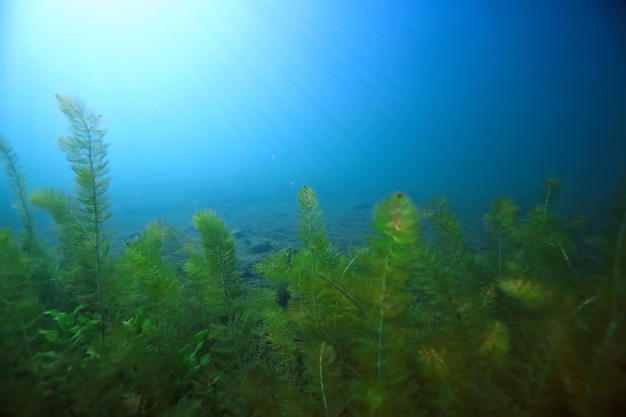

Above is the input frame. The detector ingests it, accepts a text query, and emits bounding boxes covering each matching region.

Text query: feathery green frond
[297,185,324,249]
[28,95,113,345]
[254,248,296,285]
[55,94,112,245]
[56,94,112,278]
[363,191,418,333]
[350,192,420,416]
[29,189,91,309]
[297,185,338,269]
[427,198,473,283]
[30,188,84,258]
[124,223,180,315]
[0,135,36,251]
[185,210,239,317]
[185,210,251,361]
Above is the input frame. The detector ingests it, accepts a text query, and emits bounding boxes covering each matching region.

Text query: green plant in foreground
[348,192,421,415]
[252,186,357,416]
[122,222,182,343]
[30,95,113,344]
[3,97,626,416]
[185,209,272,415]
[0,230,46,417]
[185,210,246,365]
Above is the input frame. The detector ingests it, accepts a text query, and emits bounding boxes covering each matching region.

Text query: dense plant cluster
[1,97,625,416]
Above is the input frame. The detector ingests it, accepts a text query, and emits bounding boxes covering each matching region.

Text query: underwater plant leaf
[185,210,239,316]
[0,229,44,409]
[178,329,211,379]
[56,95,112,244]
[297,185,324,248]
[30,188,87,263]
[185,208,266,397]
[193,210,237,281]
[484,197,519,232]
[350,192,420,415]
[0,135,36,248]
[302,342,346,417]
[427,198,474,283]
[259,303,302,380]
[124,223,181,323]
[254,248,296,285]
[258,186,356,346]
[510,179,587,275]
[296,185,338,270]
[364,190,418,323]
[27,96,114,345]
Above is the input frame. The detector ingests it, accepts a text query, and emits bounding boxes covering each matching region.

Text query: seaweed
[30,95,113,343]
[1,95,626,416]
[0,135,36,252]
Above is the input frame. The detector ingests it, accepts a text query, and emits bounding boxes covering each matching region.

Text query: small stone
[248,240,273,254]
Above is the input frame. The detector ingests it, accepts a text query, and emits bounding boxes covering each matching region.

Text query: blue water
[1,0,625,235]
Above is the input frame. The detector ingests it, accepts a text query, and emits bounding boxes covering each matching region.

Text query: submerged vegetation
[1,96,625,416]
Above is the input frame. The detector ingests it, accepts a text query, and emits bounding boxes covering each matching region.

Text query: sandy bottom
[106,194,493,279]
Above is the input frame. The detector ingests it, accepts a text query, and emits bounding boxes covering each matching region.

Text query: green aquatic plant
[185,209,271,415]
[416,198,488,324]
[0,135,37,252]
[297,184,338,271]
[256,186,351,343]
[253,186,361,415]
[0,230,46,417]
[479,179,603,415]
[349,192,421,416]
[3,103,626,417]
[121,222,182,346]
[30,95,113,343]
[561,180,626,416]
[185,210,240,318]
[0,135,56,305]
[185,210,244,356]
[395,196,511,415]
[35,306,102,388]
[254,186,515,416]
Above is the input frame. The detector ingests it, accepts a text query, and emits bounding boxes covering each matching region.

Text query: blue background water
[1,0,625,235]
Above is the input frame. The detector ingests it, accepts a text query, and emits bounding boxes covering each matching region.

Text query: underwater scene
[1,1,626,416]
